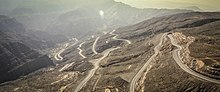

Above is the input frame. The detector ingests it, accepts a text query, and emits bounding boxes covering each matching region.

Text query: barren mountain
[0,15,57,84]
[0,12,219,92]
[0,0,193,86]
[46,1,192,37]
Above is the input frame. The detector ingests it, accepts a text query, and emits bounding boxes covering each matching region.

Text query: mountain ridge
[0,12,219,91]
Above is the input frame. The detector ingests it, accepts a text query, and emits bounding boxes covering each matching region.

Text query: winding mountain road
[130,33,167,92]
[168,34,220,84]
[92,37,100,54]
[77,42,87,59]
[110,30,132,44]
[54,38,78,61]
[74,30,132,92]
[74,47,120,92]
[54,43,69,61]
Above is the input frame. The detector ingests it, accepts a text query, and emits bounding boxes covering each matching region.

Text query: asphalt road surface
[168,34,220,84]
[130,33,167,92]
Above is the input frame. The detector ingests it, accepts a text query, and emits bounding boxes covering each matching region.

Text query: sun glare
[99,10,104,17]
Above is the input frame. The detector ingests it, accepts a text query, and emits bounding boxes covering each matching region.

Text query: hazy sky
[114,0,220,11]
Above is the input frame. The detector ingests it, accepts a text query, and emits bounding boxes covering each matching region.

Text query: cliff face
[0,15,55,83]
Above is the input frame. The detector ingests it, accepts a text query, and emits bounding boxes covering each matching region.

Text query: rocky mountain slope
[0,12,219,92]
[0,15,56,84]
[46,1,192,37]
[0,0,193,85]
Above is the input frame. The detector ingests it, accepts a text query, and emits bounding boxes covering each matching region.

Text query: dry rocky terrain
[0,12,220,92]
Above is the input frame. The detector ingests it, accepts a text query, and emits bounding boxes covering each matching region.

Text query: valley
[0,0,220,92]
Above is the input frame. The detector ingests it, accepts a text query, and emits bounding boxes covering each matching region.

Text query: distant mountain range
[179,6,203,11]
[46,1,192,37]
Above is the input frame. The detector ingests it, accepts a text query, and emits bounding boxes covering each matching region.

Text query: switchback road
[130,33,167,92]
[168,34,220,84]
[77,42,86,59]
